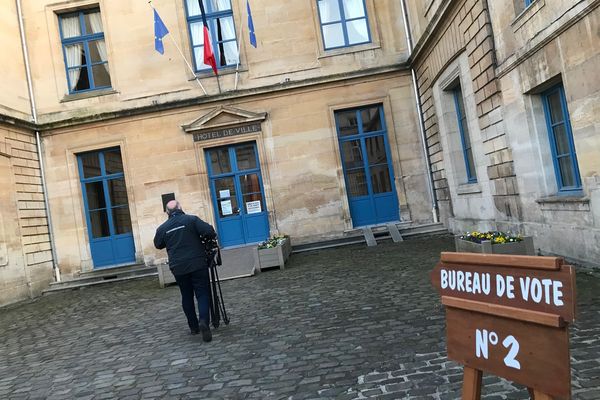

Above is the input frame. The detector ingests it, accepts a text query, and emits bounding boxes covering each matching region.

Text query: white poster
[246,200,262,214]
[219,189,231,199]
[221,200,233,216]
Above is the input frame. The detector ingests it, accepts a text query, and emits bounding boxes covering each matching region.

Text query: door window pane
[243,193,263,214]
[346,169,368,196]
[85,181,106,210]
[215,177,235,198]
[240,174,261,194]
[322,23,345,49]
[370,165,392,194]
[108,178,128,206]
[89,210,110,238]
[365,136,387,165]
[361,107,382,132]
[342,140,364,169]
[80,152,102,178]
[218,196,239,217]
[235,145,257,170]
[209,148,232,175]
[112,207,132,234]
[104,150,123,175]
[337,110,359,136]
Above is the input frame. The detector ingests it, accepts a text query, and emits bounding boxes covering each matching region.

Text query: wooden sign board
[431,252,577,400]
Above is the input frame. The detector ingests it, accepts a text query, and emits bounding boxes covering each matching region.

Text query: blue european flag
[247,0,257,48]
[154,9,169,55]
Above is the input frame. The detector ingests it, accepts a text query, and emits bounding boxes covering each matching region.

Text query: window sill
[191,66,248,80]
[457,182,482,195]
[512,0,545,32]
[318,43,381,60]
[535,194,590,212]
[60,89,118,103]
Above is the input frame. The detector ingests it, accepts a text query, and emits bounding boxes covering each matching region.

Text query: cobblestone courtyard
[1,236,599,399]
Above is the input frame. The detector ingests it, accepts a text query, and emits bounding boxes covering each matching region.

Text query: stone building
[0,0,598,306]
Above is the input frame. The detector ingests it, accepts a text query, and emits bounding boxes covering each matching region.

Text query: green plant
[257,235,288,250]
[460,231,523,245]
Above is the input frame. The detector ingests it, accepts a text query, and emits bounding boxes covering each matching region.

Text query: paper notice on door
[246,200,262,214]
[221,200,233,216]
[219,189,231,199]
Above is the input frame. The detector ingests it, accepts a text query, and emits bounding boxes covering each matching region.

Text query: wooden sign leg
[462,367,482,400]
[528,388,554,400]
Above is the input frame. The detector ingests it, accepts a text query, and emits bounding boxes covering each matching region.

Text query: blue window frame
[452,86,477,183]
[542,84,582,193]
[524,0,534,7]
[317,0,371,50]
[59,9,111,94]
[184,0,239,72]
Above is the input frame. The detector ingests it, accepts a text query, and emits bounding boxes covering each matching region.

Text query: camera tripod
[207,245,230,329]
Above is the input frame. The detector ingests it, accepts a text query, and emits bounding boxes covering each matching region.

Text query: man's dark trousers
[174,268,210,331]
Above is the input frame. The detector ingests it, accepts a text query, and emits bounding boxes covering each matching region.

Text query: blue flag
[247,0,257,48]
[154,9,169,54]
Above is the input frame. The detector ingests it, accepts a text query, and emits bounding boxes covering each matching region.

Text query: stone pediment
[181,106,267,133]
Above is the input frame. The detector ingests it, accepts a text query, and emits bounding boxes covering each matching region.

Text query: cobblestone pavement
[1,236,599,400]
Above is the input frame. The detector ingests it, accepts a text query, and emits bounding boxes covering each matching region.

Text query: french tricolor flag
[197,0,218,75]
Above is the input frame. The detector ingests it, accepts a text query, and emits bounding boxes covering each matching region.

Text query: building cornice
[408,0,456,65]
[0,112,36,131]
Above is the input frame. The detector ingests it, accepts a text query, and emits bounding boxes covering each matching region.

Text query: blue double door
[336,105,400,227]
[206,142,270,247]
[78,148,135,268]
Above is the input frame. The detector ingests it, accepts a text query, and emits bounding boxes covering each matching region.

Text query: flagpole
[148,1,207,95]
[234,15,244,91]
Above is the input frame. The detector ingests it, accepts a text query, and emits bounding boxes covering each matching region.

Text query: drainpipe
[400,0,439,224]
[16,0,61,282]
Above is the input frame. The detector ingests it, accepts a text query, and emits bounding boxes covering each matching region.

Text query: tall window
[452,86,477,183]
[317,0,370,50]
[184,0,239,72]
[542,84,582,193]
[59,9,111,93]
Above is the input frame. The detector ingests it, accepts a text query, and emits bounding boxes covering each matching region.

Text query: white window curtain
[190,22,209,69]
[87,12,109,74]
[343,0,369,44]
[215,0,238,65]
[318,0,341,23]
[186,0,202,16]
[342,0,365,19]
[62,15,83,91]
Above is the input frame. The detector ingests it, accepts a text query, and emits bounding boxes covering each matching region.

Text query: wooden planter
[454,235,535,255]
[253,237,292,272]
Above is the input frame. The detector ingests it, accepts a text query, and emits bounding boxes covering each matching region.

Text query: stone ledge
[535,195,590,212]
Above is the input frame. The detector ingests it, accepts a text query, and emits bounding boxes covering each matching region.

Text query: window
[542,84,582,193]
[59,9,111,93]
[524,0,533,7]
[452,86,477,183]
[184,0,239,72]
[317,0,370,50]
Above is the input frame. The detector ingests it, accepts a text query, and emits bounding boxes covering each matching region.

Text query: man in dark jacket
[154,200,216,342]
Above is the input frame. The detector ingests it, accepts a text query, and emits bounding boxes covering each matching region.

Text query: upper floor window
[452,85,477,183]
[541,84,582,193]
[317,0,371,50]
[59,9,111,93]
[184,0,239,72]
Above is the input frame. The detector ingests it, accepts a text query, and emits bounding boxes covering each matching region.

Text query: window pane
[84,11,103,34]
[214,16,236,41]
[370,165,392,194]
[88,40,107,63]
[190,22,205,46]
[240,174,261,194]
[552,124,570,155]
[558,156,576,188]
[361,107,382,132]
[243,193,263,214]
[209,148,232,174]
[65,44,85,67]
[235,145,257,170]
[215,177,235,199]
[343,0,366,19]
[104,150,123,174]
[342,140,363,169]
[466,149,477,181]
[347,18,369,45]
[318,0,341,23]
[547,91,564,125]
[186,0,202,16]
[108,178,128,206]
[336,110,359,136]
[346,169,368,197]
[365,136,387,165]
[112,207,132,235]
[92,64,111,87]
[89,210,110,238]
[73,66,91,91]
[60,15,81,39]
[80,153,101,178]
[85,181,106,210]
[194,47,211,70]
[218,41,239,66]
[322,23,345,48]
[207,0,231,11]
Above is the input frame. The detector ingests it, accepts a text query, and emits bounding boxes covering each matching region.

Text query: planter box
[454,236,535,255]
[253,237,292,272]
[157,264,176,288]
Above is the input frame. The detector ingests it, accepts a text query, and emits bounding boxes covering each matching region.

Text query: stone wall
[0,125,53,306]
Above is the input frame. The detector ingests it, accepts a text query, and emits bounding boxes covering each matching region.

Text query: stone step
[43,265,158,294]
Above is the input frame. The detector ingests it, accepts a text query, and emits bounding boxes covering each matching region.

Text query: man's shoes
[199,322,212,342]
